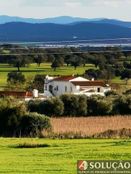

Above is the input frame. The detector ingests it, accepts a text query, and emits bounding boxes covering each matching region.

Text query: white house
[44,75,111,97]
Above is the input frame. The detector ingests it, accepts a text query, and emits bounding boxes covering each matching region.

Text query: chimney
[33,89,39,98]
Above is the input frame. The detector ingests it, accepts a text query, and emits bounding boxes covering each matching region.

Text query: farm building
[44,75,111,97]
[0,90,46,101]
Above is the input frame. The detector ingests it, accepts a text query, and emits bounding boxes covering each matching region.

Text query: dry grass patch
[50,116,131,137]
[94,128,131,138]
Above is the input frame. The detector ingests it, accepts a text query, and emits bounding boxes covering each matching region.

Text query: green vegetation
[7,71,26,86]
[0,97,51,137]
[28,93,131,116]
[0,46,131,90]
[0,46,130,174]
[0,138,130,174]
[0,63,94,88]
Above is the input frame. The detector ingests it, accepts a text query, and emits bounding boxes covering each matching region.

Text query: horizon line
[0,14,130,22]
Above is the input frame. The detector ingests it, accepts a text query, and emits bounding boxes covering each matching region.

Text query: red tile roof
[71,81,108,87]
[0,91,33,98]
[53,76,75,81]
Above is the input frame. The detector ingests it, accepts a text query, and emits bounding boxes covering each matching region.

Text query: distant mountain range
[0,22,131,42]
[0,15,131,28]
[0,15,99,24]
[0,15,131,42]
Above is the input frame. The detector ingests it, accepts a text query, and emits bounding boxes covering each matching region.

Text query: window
[49,85,53,93]
[65,86,67,92]
[56,86,58,91]
[70,87,72,92]
[97,88,100,92]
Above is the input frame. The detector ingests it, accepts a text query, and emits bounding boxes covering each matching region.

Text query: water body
[1,38,131,48]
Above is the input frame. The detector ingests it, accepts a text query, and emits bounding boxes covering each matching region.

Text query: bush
[19,113,51,137]
[39,97,64,116]
[85,69,100,79]
[124,89,131,95]
[77,95,87,116]
[60,95,87,116]
[51,97,64,116]
[121,69,131,79]
[0,98,27,136]
[60,94,79,116]
[87,96,112,116]
[0,97,51,137]
[28,100,41,113]
[105,90,118,97]
[113,95,131,115]
[29,75,45,92]
[7,71,26,85]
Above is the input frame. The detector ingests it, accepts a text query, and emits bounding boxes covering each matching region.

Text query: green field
[0,63,94,87]
[0,138,130,174]
[0,63,130,90]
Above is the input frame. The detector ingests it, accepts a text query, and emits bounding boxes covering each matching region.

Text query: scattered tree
[7,71,26,85]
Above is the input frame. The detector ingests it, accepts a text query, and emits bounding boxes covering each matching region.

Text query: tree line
[28,92,131,117]
[0,92,130,137]
[3,47,131,91]
[0,47,130,81]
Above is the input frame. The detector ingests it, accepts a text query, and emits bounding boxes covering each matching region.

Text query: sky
[0,0,131,21]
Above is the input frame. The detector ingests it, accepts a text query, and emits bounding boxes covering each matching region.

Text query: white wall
[46,81,79,96]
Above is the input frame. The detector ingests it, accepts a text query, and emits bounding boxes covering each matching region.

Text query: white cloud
[0,0,131,20]
[18,0,131,7]
[0,0,130,7]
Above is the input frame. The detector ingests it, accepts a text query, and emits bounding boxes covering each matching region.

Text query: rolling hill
[0,15,105,24]
[0,22,131,42]
[0,15,131,28]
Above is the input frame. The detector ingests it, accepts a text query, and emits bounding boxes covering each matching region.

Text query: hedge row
[28,93,131,116]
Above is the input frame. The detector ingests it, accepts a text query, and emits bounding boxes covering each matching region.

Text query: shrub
[113,95,131,115]
[51,97,64,116]
[124,89,131,95]
[28,100,41,113]
[0,97,51,137]
[19,113,51,137]
[0,98,27,136]
[60,94,79,116]
[105,90,118,97]
[39,97,64,116]
[39,100,53,116]
[7,71,26,85]
[121,69,131,79]
[87,96,112,116]
[30,75,45,92]
[77,95,87,116]
[85,69,100,79]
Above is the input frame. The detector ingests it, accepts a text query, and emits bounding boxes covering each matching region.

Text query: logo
[77,160,131,174]
[78,161,88,171]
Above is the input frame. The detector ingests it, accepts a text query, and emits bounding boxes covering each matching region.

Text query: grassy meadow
[0,63,130,89]
[0,138,130,174]
[0,63,94,87]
